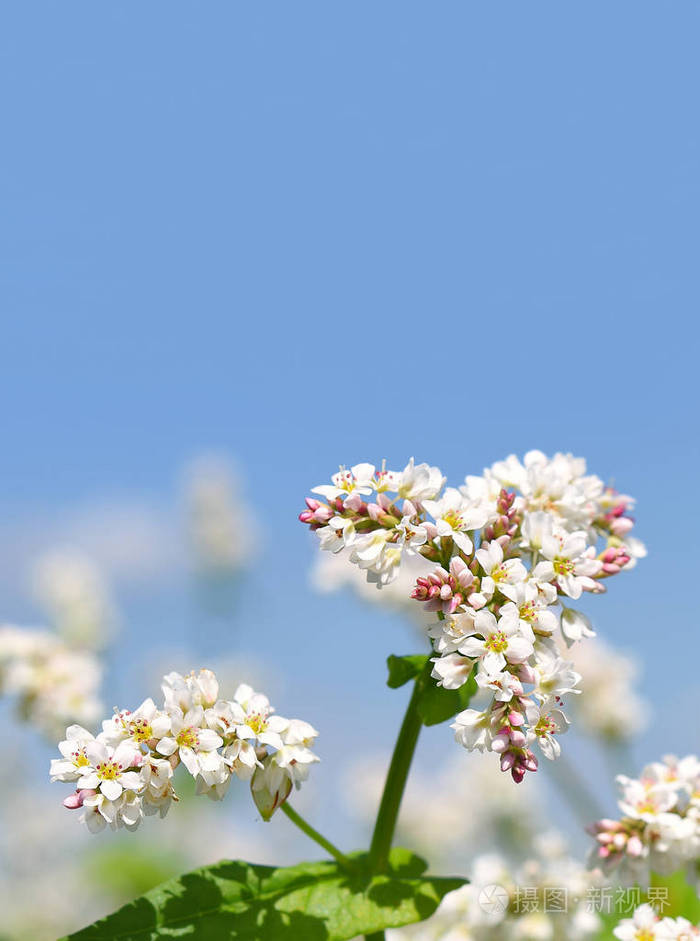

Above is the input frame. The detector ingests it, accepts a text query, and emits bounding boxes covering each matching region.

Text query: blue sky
[1,1,699,867]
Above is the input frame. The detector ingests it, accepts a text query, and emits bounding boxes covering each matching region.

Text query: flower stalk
[280,803,354,871]
[368,659,431,874]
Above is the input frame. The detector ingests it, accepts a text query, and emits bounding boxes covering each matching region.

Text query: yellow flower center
[128,718,153,743]
[484,631,509,654]
[535,716,556,737]
[636,931,655,941]
[176,727,199,749]
[553,558,575,576]
[519,601,536,622]
[71,748,90,769]
[443,510,464,531]
[337,469,356,492]
[491,564,508,583]
[247,713,268,736]
[96,759,122,781]
[637,800,658,814]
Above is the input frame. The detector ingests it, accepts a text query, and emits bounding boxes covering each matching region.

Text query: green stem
[281,803,354,871]
[368,660,430,874]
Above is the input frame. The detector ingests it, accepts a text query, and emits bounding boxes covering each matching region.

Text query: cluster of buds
[588,754,700,885]
[301,452,645,782]
[0,623,102,740]
[412,558,478,615]
[50,669,319,833]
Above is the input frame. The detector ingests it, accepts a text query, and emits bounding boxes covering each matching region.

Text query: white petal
[100,779,123,801]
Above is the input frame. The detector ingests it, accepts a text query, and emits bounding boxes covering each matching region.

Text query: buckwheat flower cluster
[300,452,644,781]
[588,754,700,885]
[0,624,102,739]
[50,669,319,833]
[613,903,699,940]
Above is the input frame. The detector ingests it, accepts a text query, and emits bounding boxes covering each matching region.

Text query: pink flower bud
[523,751,538,772]
[626,835,643,857]
[500,751,516,771]
[63,788,96,810]
[517,663,537,684]
[344,493,363,512]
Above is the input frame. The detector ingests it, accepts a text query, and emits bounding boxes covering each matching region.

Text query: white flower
[349,529,391,571]
[431,653,474,690]
[475,669,524,702]
[49,725,97,782]
[458,609,534,673]
[560,606,596,645]
[452,708,493,752]
[161,669,220,713]
[613,903,662,940]
[475,542,527,598]
[81,792,116,833]
[230,684,288,750]
[423,488,489,554]
[272,736,320,788]
[101,698,171,748]
[316,516,357,553]
[77,740,143,802]
[156,706,224,780]
[460,468,506,519]
[616,777,678,822]
[534,530,602,599]
[140,756,175,817]
[525,701,569,760]
[531,654,581,702]
[428,610,477,654]
[498,582,559,636]
[395,516,428,551]
[312,463,376,501]
[397,458,446,503]
[223,737,260,782]
[520,510,555,552]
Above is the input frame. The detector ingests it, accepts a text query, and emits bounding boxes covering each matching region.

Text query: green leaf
[62,847,466,941]
[386,654,429,689]
[417,669,478,726]
[386,654,478,726]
